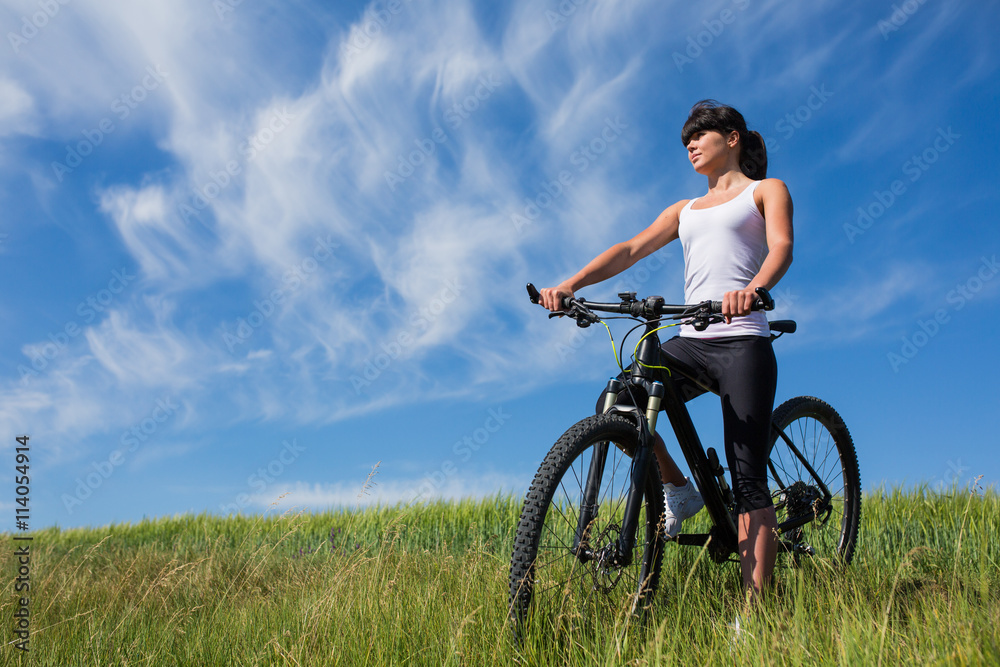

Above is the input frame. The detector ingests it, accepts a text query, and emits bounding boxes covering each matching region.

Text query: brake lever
[563,300,603,328]
[683,300,718,331]
[691,313,724,331]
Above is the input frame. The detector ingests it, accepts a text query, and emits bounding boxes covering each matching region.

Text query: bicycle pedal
[675,533,710,546]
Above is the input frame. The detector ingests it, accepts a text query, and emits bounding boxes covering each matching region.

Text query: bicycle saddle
[769,320,797,334]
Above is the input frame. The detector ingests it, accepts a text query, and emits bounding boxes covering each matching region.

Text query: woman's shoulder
[753,178,791,204]
[755,178,790,194]
[666,198,694,214]
[751,178,794,220]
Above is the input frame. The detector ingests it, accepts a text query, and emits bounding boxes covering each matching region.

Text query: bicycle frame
[575,316,833,567]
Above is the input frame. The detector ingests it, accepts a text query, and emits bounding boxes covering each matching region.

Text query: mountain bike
[508,284,860,632]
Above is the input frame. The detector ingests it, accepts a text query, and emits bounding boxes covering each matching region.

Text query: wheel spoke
[508,415,666,631]
[766,398,860,565]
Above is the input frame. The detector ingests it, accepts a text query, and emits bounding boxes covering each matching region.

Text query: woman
[539,100,793,600]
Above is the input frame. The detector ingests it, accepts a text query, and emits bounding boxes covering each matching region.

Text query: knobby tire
[508,414,666,636]
[769,396,861,563]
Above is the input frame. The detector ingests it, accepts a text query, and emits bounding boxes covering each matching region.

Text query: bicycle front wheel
[768,396,861,563]
[508,414,666,634]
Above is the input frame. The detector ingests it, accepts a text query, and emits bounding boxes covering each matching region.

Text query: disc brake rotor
[586,523,626,592]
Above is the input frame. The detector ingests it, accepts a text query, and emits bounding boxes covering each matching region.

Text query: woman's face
[686,129,737,174]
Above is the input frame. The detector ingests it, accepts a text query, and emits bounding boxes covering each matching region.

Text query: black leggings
[596,335,777,514]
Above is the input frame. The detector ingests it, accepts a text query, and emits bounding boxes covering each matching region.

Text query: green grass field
[3,486,998,665]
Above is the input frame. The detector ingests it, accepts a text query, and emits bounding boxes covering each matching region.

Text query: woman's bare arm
[539,199,689,311]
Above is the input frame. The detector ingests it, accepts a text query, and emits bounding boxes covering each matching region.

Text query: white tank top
[677,180,770,338]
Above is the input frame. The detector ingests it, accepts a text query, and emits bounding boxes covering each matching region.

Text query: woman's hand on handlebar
[721,286,761,324]
[539,283,575,312]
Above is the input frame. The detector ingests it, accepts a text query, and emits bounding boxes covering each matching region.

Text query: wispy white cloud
[780,260,934,345]
[0,75,35,136]
[83,302,204,390]
[249,470,531,510]
[0,0,773,446]
[1,0,990,477]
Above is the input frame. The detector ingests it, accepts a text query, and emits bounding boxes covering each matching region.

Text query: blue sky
[1,0,997,529]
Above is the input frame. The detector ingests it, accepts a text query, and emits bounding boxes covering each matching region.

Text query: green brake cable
[633,322,681,373]
[599,320,624,373]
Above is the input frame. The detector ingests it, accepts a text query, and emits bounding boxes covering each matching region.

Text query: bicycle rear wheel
[768,396,861,563]
[508,414,666,634]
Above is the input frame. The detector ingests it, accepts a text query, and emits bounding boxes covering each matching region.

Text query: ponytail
[739,130,767,180]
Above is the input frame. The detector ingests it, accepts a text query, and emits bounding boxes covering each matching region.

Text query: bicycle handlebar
[526,282,774,330]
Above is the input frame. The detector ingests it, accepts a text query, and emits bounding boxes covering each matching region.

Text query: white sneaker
[728,614,753,647]
[662,477,704,538]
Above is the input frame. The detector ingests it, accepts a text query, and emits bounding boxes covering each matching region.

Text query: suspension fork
[608,318,665,565]
[615,381,664,565]
[574,317,667,565]
[572,377,663,564]
[572,378,623,556]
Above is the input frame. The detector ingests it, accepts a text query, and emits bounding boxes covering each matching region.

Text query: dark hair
[681,99,767,180]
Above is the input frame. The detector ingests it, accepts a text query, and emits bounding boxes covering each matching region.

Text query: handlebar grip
[527,282,574,310]
[708,300,767,312]
[710,287,775,314]
[755,286,775,310]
